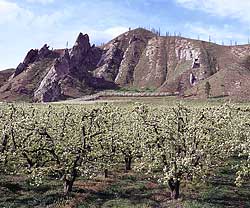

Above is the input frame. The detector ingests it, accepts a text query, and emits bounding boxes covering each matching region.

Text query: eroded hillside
[1,28,250,102]
[0,68,15,88]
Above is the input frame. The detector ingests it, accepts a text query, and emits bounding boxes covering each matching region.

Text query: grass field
[59,95,228,106]
[0,157,249,208]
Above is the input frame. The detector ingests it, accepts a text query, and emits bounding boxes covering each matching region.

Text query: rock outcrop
[115,35,148,85]
[13,44,60,78]
[34,33,104,102]
[14,49,38,77]
[1,27,250,102]
[94,43,123,82]
[34,49,71,102]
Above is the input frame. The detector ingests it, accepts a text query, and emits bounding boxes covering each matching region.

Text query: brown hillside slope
[0,68,15,88]
[1,28,250,102]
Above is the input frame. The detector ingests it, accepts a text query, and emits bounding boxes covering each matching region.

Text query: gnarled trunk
[64,179,74,195]
[125,156,132,171]
[104,169,108,178]
[0,133,8,153]
[63,169,77,195]
[168,178,180,199]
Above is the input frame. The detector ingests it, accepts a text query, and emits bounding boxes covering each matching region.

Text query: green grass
[0,157,249,208]
[183,158,250,208]
[0,175,64,208]
[116,87,157,93]
[77,176,161,208]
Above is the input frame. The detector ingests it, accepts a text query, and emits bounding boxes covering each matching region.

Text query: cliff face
[1,28,250,102]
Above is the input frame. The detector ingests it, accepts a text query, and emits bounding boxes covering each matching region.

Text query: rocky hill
[0,68,15,88]
[1,28,250,102]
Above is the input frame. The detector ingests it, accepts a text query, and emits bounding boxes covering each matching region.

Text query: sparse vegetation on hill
[1,28,250,102]
[0,68,15,87]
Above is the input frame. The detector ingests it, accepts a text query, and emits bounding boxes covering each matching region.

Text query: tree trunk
[63,169,77,196]
[64,179,74,195]
[168,178,180,200]
[125,156,132,171]
[0,133,8,153]
[104,169,108,178]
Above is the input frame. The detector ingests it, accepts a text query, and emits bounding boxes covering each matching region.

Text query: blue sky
[1,0,250,69]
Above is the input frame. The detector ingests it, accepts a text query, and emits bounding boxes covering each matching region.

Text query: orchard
[0,103,249,201]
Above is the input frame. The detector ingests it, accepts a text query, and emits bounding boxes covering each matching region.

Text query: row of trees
[136,26,248,45]
[0,103,249,199]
